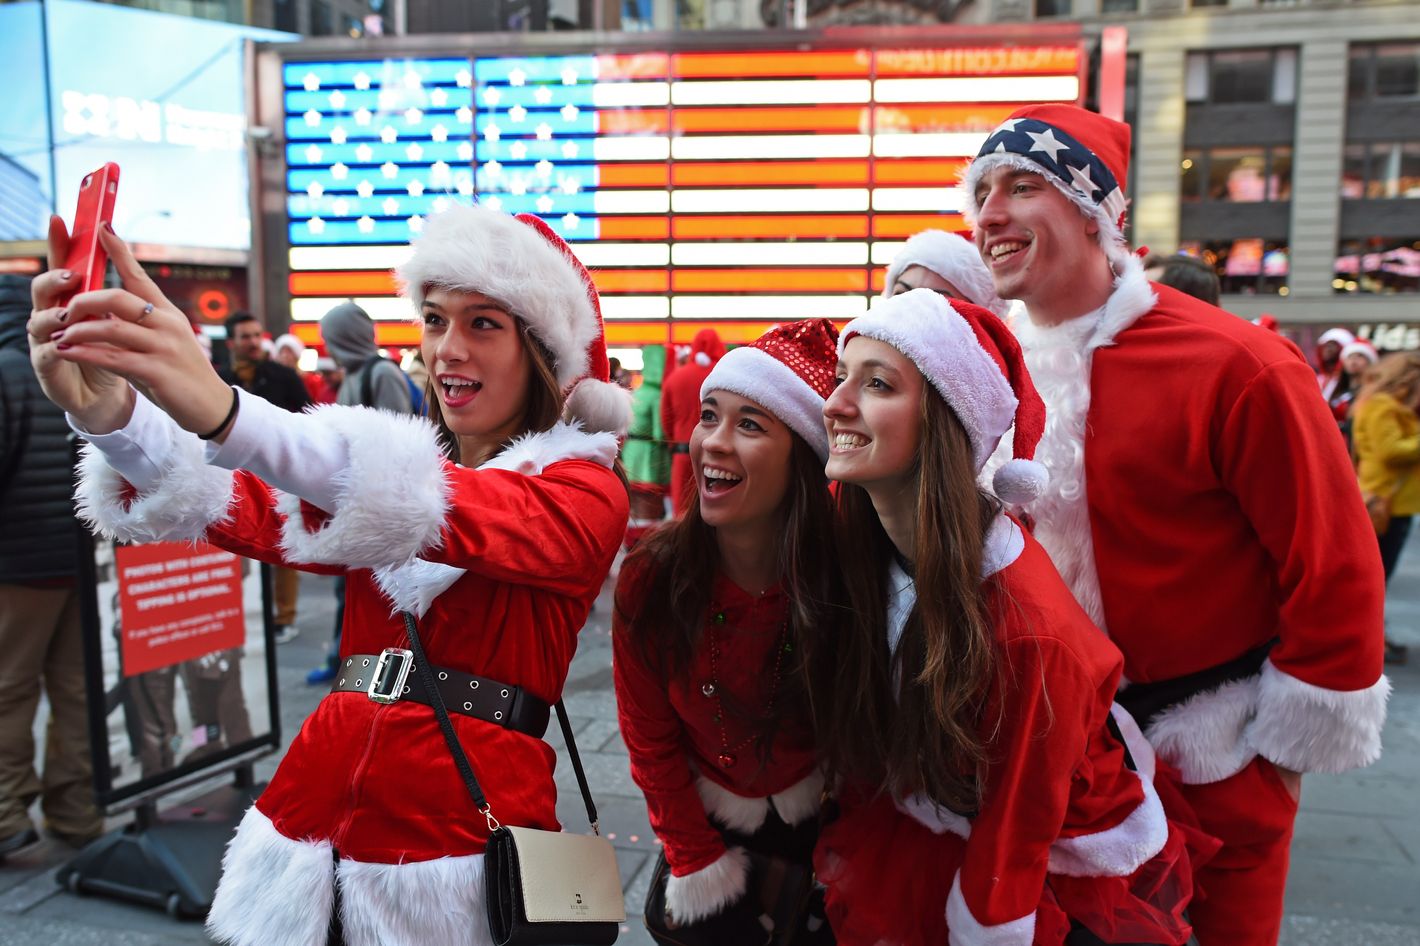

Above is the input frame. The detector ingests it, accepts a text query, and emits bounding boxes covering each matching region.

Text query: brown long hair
[806,385,1001,814]
[1357,352,1420,411]
[616,432,841,760]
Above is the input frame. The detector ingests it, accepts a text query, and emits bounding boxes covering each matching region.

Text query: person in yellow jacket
[1352,350,1420,665]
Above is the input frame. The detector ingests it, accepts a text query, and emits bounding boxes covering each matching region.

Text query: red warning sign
[115,542,246,677]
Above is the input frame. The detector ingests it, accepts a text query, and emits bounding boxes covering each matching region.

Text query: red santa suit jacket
[72,391,628,946]
[660,331,726,512]
[817,515,1176,944]
[1010,259,1388,784]
[613,556,822,923]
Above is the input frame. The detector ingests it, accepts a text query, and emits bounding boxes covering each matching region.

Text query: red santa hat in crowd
[699,319,839,461]
[962,104,1134,267]
[840,288,1048,504]
[395,203,631,435]
[1342,338,1379,365]
[882,229,1009,317]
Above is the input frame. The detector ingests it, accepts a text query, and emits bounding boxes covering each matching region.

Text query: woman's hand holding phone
[28,216,233,438]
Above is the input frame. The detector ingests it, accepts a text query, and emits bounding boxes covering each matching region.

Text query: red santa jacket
[613,556,822,923]
[73,395,628,946]
[1013,259,1389,784]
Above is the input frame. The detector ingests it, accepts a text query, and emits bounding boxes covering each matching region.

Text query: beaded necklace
[701,602,792,769]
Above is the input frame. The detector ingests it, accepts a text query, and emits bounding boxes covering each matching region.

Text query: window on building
[1191,0,1227,6]
[1335,237,1420,294]
[274,0,297,32]
[1101,0,1139,12]
[1180,239,1290,295]
[1350,43,1420,100]
[1185,48,1297,105]
[1179,146,1292,202]
[1340,142,1420,199]
[1035,0,1072,17]
[310,0,333,35]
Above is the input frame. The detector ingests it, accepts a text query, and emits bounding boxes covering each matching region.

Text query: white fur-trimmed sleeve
[664,847,750,925]
[1245,659,1391,774]
[946,872,1035,946]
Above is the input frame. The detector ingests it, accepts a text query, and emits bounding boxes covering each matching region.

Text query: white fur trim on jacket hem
[74,437,234,545]
[338,850,491,946]
[207,806,334,946]
[946,872,1035,946]
[276,404,450,569]
[665,847,751,925]
[694,768,825,835]
[1145,675,1260,784]
[1246,660,1390,775]
[1047,771,1168,877]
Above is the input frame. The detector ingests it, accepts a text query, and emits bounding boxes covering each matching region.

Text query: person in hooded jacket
[319,302,413,415]
[662,329,726,515]
[0,273,104,859]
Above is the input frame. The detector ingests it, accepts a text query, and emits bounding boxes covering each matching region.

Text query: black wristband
[198,386,240,441]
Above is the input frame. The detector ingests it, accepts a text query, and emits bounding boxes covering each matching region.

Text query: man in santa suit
[660,328,726,515]
[963,104,1390,945]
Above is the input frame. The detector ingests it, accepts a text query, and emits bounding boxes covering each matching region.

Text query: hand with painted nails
[28,215,233,439]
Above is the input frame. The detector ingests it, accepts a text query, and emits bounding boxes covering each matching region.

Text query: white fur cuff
[665,847,751,925]
[694,769,825,835]
[207,807,334,946]
[74,437,234,545]
[277,405,450,569]
[1145,675,1260,785]
[1246,660,1391,775]
[946,872,1035,946]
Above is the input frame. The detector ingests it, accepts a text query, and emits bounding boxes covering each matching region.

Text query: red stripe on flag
[673,268,869,293]
[598,163,671,188]
[598,53,670,79]
[672,50,870,78]
[291,271,396,296]
[873,214,969,239]
[873,158,970,185]
[592,269,670,293]
[874,45,1081,77]
[599,217,671,240]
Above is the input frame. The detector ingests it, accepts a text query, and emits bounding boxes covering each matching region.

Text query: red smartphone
[59,162,121,305]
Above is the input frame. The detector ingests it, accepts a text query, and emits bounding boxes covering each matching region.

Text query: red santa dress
[1008,259,1389,945]
[815,515,1200,946]
[72,391,628,946]
[613,554,824,923]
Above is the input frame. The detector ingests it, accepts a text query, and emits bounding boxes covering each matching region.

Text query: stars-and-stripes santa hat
[841,288,1048,505]
[700,319,840,462]
[396,203,631,435]
[962,104,1134,267]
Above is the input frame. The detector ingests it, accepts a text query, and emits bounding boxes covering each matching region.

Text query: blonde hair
[1359,352,1420,407]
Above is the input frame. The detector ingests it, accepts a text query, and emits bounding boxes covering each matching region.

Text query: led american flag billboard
[281,41,1083,349]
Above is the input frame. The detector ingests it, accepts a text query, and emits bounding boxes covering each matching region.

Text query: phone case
[61,162,121,301]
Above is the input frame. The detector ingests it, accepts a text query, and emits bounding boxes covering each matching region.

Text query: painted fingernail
[51,330,66,342]
[57,309,68,322]
[59,270,73,280]
[55,343,72,351]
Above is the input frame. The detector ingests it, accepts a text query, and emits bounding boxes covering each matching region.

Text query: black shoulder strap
[359,361,375,409]
[400,611,600,832]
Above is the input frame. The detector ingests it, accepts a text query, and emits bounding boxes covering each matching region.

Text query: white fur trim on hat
[701,346,831,461]
[993,458,1049,506]
[1317,327,1356,348]
[273,333,304,358]
[395,204,597,389]
[1341,340,1378,363]
[664,847,751,924]
[842,289,1017,470]
[563,377,633,437]
[882,228,1009,317]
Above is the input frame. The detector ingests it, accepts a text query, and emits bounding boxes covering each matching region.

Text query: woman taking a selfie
[614,320,840,944]
[27,206,631,946]
[811,289,1198,946]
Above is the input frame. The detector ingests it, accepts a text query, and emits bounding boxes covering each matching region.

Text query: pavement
[3,539,1419,945]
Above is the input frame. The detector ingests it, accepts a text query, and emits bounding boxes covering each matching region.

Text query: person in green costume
[623,345,671,542]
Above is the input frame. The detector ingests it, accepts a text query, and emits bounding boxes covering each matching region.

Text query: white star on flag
[483,87,502,107]
[510,177,528,196]
[1067,163,1096,195]
[305,144,322,163]
[430,89,448,108]
[330,127,348,145]
[302,73,320,92]
[535,159,553,178]
[355,108,372,126]
[307,216,325,233]
[534,87,553,106]
[562,213,579,230]
[456,176,473,196]
[535,123,552,141]
[536,195,555,214]
[407,179,426,197]
[406,143,424,161]
[353,72,371,91]
[382,197,399,215]
[509,105,527,123]
[403,71,422,90]
[356,180,374,198]
[431,160,451,180]
[559,176,579,195]
[381,161,399,179]
[333,198,350,217]
[457,142,473,161]
[331,162,349,180]
[1027,128,1067,163]
[304,109,321,127]
[561,141,579,159]
[378,90,399,110]
[484,196,503,211]
[456,106,473,124]
[455,69,472,88]
[409,214,425,233]
[432,196,450,213]
[561,67,577,86]
[306,181,324,198]
[509,142,528,160]
[355,144,373,162]
[483,160,503,177]
[561,103,579,122]
[328,90,346,110]
[509,69,526,87]
[404,108,424,125]
[381,126,398,144]
[482,122,501,141]
[357,216,375,234]
[431,124,448,143]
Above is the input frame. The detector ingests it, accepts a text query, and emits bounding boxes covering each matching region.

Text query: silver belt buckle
[367,647,414,704]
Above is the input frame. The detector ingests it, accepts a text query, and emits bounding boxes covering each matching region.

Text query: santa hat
[1342,339,1379,364]
[840,288,1047,505]
[1317,327,1356,348]
[881,229,1008,317]
[700,319,839,461]
[395,203,631,435]
[962,104,1133,265]
[273,333,305,360]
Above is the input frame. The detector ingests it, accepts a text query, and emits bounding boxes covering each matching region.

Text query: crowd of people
[6,102,1397,946]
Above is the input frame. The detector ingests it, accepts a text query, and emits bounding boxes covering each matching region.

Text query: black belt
[669,442,690,454]
[331,650,551,739]
[1115,639,1277,732]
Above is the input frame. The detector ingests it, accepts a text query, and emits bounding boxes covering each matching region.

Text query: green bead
[783,641,793,652]
[713,612,726,625]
